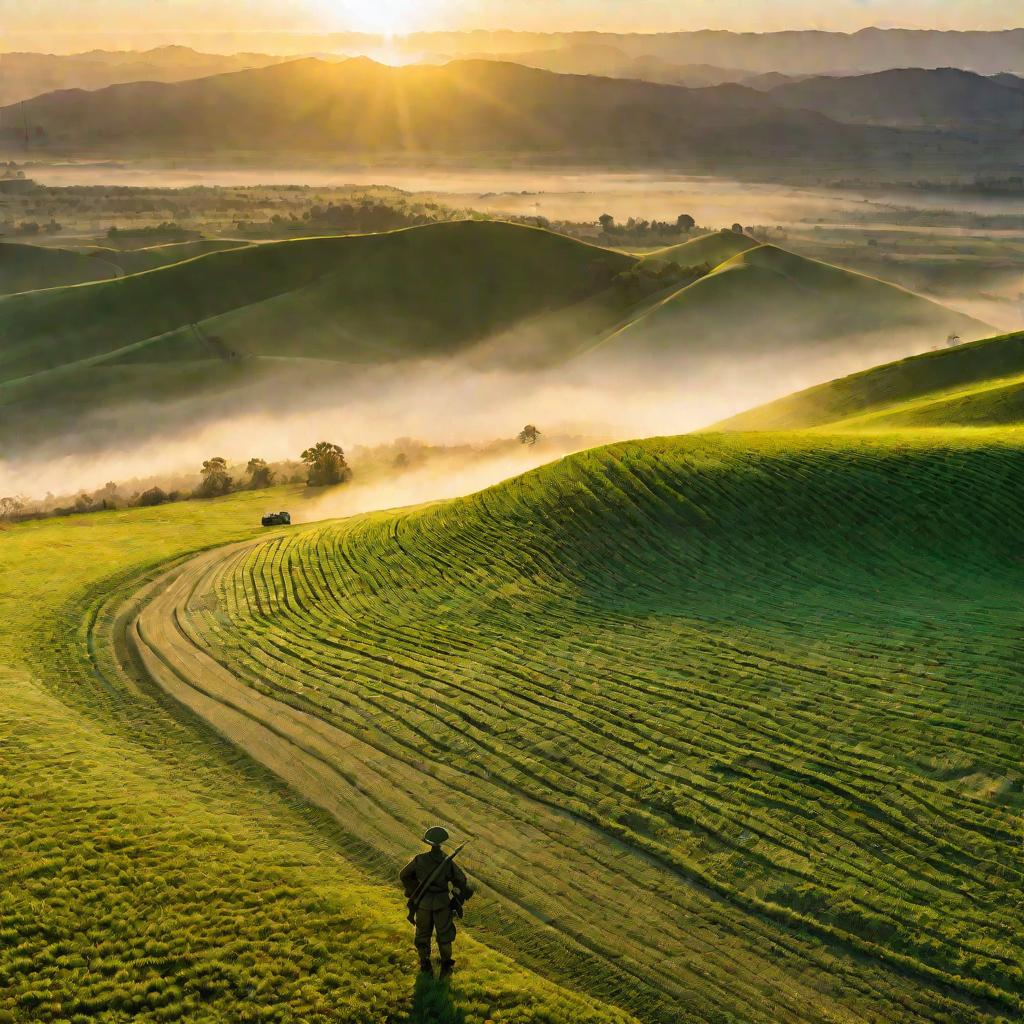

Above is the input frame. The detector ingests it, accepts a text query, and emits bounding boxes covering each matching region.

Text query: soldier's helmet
[423,825,450,845]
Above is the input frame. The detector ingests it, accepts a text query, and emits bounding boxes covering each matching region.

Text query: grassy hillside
[0,221,630,385]
[0,240,120,294]
[0,486,639,1024]
[80,238,252,274]
[577,243,991,372]
[715,329,1024,430]
[136,432,1024,1023]
[640,228,758,269]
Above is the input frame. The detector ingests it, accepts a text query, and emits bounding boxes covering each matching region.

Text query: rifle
[407,841,468,925]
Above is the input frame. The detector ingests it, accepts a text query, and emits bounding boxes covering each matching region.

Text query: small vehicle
[261,511,292,527]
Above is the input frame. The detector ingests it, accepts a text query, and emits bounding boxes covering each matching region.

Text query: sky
[0,0,1018,45]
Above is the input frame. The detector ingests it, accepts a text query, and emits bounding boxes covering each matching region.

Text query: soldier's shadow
[402,973,467,1024]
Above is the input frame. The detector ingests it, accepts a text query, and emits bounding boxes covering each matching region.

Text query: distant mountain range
[0,45,293,106]
[454,47,1024,130]
[8,28,1022,76]
[452,43,755,89]
[1,54,1019,169]
[0,57,878,164]
[767,67,1024,130]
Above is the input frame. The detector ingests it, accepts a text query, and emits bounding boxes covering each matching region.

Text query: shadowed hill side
[0,241,121,295]
[714,329,1024,430]
[79,238,253,275]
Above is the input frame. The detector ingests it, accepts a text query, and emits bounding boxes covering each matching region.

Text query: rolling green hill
[0,221,630,386]
[127,431,1024,1023]
[0,224,996,456]
[715,329,1024,430]
[578,243,992,372]
[0,240,120,295]
[0,486,638,1024]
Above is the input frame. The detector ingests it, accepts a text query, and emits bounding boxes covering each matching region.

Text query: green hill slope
[80,237,252,274]
[0,487,638,1024]
[577,243,992,373]
[0,221,630,385]
[0,240,120,294]
[715,329,1024,429]
[640,228,759,269]
[133,432,1024,1023]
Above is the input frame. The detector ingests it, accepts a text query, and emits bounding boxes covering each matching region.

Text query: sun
[317,0,443,37]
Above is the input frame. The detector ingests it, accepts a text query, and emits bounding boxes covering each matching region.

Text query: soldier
[400,825,473,977]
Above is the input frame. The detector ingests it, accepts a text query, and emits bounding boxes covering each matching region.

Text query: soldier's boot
[438,942,455,978]
[416,943,433,975]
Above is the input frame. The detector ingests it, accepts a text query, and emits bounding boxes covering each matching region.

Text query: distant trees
[598,213,615,233]
[246,458,275,489]
[137,487,170,507]
[301,442,352,487]
[197,457,232,497]
[613,260,711,301]
[0,496,24,520]
[677,214,695,232]
[518,425,541,446]
[731,223,744,234]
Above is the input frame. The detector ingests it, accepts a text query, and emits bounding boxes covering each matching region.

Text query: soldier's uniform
[400,826,473,976]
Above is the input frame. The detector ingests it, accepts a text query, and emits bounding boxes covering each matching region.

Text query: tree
[301,442,352,487]
[246,457,275,489]
[0,496,24,520]
[598,213,615,233]
[518,424,541,446]
[197,456,232,497]
[731,223,744,234]
[676,213,695,232]
[136,486,169,507]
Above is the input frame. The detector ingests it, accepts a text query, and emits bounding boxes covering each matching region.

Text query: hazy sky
[0,0,1018,43]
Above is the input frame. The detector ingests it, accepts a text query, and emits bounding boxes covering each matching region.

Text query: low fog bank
[0,321,951,507]
[298,438,592,525]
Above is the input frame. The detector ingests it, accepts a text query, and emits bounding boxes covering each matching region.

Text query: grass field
[716,329,1024,430]
[124,431,1024,1024]
[0,487,639,1024]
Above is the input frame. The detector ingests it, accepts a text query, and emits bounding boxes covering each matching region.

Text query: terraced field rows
[135,433,1024,1024]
